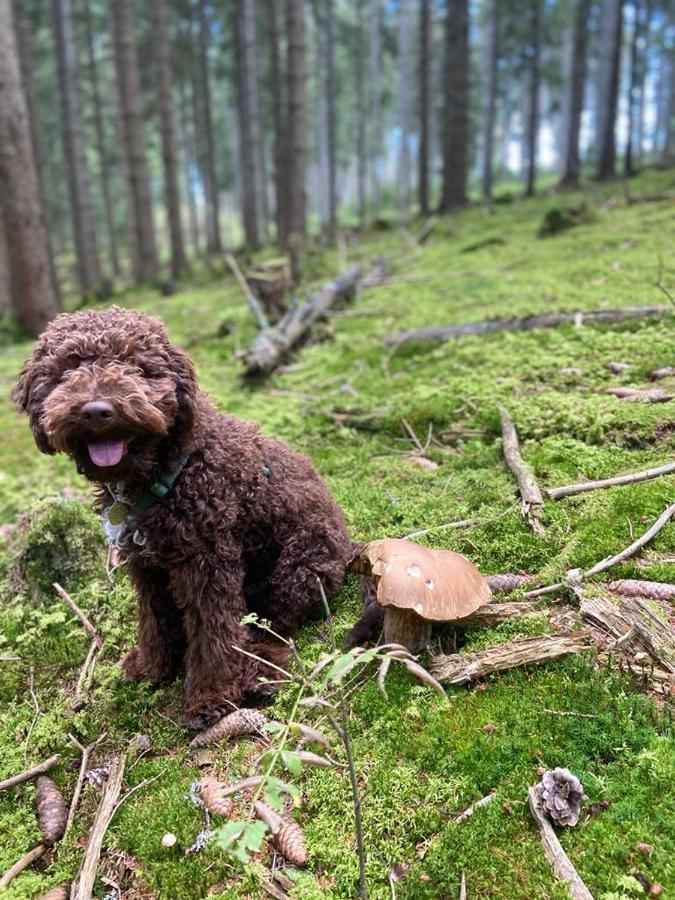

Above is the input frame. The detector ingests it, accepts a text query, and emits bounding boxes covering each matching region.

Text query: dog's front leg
[122,565,185,683]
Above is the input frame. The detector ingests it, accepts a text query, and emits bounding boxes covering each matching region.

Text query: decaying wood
[499,408,545,534]
[0,753,60,792]
[385,305,671,347]
[546,461,675,500]
[606,386,673,403]
[243,263,386,377]
[225,252,270,330]
[578,590,675,673]
[458,601,541,627]
[485,573,535,593]
[53,582,102,648]
[523,501,675,599]
[0,843,46,889]
[430,633,591,685]
[527,787,594,900]
[609,579,675,601]
[71,754,125,900]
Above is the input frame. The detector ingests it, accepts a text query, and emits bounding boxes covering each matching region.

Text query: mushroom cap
[352,538,492,622]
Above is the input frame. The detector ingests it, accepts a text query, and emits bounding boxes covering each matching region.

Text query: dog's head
[12,307,198,483]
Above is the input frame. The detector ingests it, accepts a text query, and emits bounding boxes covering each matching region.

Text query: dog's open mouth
[87,440,126,467]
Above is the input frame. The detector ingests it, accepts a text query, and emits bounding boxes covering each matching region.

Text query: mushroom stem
[384,609,432,653]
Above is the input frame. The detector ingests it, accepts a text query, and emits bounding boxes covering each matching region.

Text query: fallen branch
[523,501,675,599]
[385,305,671,347]
[243,262,386,377]
[499,408,544,534]
[73,640,99,710]
[71,754,126,900]
[527,787,593,900]
[455,791,497,823]
[458,601,541,627]
[0,843,46,889]
[64,734,105,837]
[0,754,60,792]
[546,461,675,500]
[225,252,270,331]
[430,633,591,686]
[53,582,102,648]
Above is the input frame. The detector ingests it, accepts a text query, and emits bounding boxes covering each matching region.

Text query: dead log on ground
[546,460,675,500]
[244,262,387,377]
[385,305,671,347]
[527,788,594,900]
[499,408,544,534]
[458,601,541,627]
[430,633,591,686]
[608,579,675,601]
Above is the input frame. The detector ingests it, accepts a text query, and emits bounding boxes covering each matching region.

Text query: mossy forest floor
[1,170,675,899]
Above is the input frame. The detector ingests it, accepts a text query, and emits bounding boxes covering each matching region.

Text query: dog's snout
[80,400,115,425]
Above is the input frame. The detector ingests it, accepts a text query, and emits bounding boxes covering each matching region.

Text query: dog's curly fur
[13,306,352,727]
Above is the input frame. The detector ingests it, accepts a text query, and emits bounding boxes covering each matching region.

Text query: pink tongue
[88,440,125,467]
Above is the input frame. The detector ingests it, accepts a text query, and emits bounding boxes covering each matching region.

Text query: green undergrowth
[1,169,674,898]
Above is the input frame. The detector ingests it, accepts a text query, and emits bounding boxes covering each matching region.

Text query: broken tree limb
[243,262,387,377]
[0,843,46,889]
[523,501,675,599]
[499,408,545,534]
[458,601,541,627]
[546,461,675,500]
[0,754,60,792]
[71,753,125,900]
[430,633,591,686]
[385,305,671,347]
[527,788,594,900]
[608,579,675,601]
[225,252,270,330]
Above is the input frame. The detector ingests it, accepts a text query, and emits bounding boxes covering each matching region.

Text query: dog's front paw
[122,646,148,682]
[182,690,238,730]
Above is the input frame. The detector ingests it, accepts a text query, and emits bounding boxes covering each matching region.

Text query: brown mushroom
[351,539,492,652]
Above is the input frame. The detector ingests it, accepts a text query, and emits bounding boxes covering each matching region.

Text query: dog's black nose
[80,400,115,424]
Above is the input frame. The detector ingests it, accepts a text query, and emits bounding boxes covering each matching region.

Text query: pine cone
[609,580,675,602]
[200,777,234,817]
[35,776,67,844]
[535,768,584,827]
[38,884,71,900]
[189,709,269,748]
[485,574,534,594]
[274,816,307,867]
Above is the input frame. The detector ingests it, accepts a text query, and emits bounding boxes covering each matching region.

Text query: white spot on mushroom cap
[407,565,422,578]
[425,579,434,590]
[415,603,424,614]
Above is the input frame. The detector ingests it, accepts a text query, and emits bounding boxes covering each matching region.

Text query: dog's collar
[105,454,190,540]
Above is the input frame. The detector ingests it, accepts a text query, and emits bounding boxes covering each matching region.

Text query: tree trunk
[110,0,158,283]
[53,0,102,295]
[269,0,289,246]
[368,0,382,215]
[418,0,431,215]
[635,0,653,167]
[624,0,643,175]
[356,1,367,226]
[195,0,222,255]
[325,0,337,235]
[286,0,307,252]
[439,0,470,211]
[0,212,10,316]
[0,0,61,335]
[82,0,120,280]
[595,0,624,180]
[179,80,201,260]
[152,0,188,279]
[235,0,263,250]
[559,0,591,187]
[480,0,499,203]
[396,0,414,216]
[313,1,330,230]
[524,0,541,197]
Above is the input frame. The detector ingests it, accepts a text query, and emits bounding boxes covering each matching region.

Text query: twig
[64,734,105,837]
[412,214,439,244]
[0,843,46,888]
[459,872,467,900]
[24,668,39,763]
[655,254,675,307]
[0,754,61,792]
[455,791,497,823]
[499,408,544,534]
[400,501,519,540]
[546,461,675,500]
[71,754,126,900]
[73,641,100,709]
[523,502,675,599]
[110,769,166,823]
[53,582,102,647]
[542,709,597,719]
[226,252,270,330]
[527,787,594,899]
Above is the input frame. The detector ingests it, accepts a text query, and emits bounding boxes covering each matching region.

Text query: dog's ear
[11,351,56,455]
[171,347,198,437]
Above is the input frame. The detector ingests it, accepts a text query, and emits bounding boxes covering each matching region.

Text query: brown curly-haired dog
[13,306,351,727]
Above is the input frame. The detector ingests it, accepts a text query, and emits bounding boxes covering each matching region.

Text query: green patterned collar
[106,454,190,537]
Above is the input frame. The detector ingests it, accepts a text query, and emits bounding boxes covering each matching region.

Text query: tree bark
[179,79,201,259]
[152,0,188,279]
[235,0,262,250]
[595,0,624,180]
[559,0,590,187]
[368,0,382,215]
[53,0,102,295]
[356,0,368,227]
[195,0,222,254]
[439,0,470,211]
[269,0,289,245]
[396,0,414,216]
[0,0,61,335]
[325,0,337,235]
[624,0,644,176]
[480,0,499,204]
[286,0,307,250]
[82,0,121,279]
[418,0,431,215]
[0,214,9,316]
[524,0,541,197]
[111,0,159,282]
[634,0,653,167]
